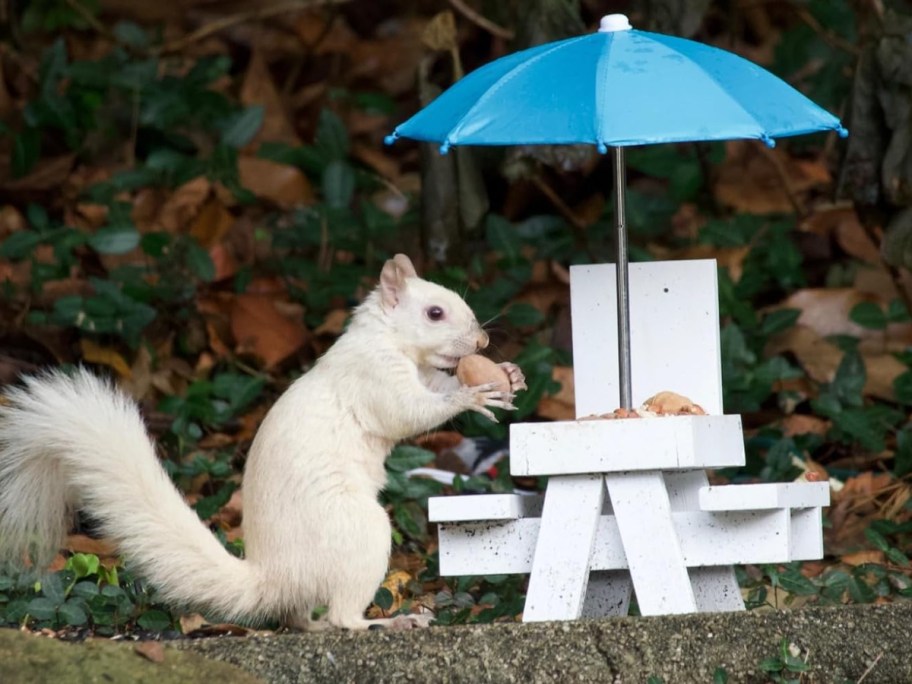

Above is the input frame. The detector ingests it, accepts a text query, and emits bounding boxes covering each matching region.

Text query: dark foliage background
[1,0,911,636]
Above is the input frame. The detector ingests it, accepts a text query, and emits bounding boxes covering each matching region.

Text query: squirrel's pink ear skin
[379,254,418,311]
[392,254,418,279]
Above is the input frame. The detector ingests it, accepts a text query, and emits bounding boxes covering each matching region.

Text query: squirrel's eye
[426,306,445,322]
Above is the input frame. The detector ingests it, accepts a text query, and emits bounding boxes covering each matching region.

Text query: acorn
[456,354,511,393]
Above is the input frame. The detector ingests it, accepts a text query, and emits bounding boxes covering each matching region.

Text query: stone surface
[174,602,911,683]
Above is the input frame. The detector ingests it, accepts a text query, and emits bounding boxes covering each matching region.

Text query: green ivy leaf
[70,581,100,600]
[486,214,521,264]
[12,128,41,178]
[373,587,394,611]
[0,231,42,260]
[66,552,100,578]
[185,240,216,282]
[220,105,265,148]
[831,349,866,407]
[315,109,349,161]
[778,569,819,596]
[386,445,435,473]
[832,408,887,453]
[758,656,785,672]
[393,501,427,541]
[321,159,355,209]
[895,427,912,477]
[760,308,800,337]
[41,573,66,604]
[26,597,59,620]
[849,301,887,330]
[58,601,88,626]
[505,303,545,327]
[88,226,140,255]
[112,21,149,49]
[137,609,172,631]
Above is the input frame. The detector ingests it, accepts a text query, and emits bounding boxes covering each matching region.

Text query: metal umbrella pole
[612,147,632,409]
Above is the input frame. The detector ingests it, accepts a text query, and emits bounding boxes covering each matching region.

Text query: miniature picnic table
[429,259,829,621]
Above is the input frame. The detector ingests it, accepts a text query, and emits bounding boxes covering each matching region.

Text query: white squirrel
[0,254,526,630]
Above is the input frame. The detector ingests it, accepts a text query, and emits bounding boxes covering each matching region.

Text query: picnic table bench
[429,260,829,620]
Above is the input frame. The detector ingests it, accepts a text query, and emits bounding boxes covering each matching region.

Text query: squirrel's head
[377,254,488,370]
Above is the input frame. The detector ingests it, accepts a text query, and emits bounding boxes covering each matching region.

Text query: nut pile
[581,390,706,420]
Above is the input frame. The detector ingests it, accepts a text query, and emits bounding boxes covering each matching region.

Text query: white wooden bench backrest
[570,260,723,416]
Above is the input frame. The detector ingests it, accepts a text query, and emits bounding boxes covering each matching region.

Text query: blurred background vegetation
[1,0,912,635]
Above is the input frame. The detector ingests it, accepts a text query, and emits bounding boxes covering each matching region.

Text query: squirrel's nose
[476,330,489,350]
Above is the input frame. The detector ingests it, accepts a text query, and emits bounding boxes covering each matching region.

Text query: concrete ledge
[178,602,912,683]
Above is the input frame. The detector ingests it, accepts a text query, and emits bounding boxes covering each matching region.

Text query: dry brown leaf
[714,141,830,214]
[767,324,905,400]
[158,176,211,233]
[80,339,132,378]
[350,142,400,180]
[3,154,76,192]
[366,569,412,617]
[189,198,234,248]
[537,365,575,421]
[423,10,458,51]
[348,19,427,96]
[209,242,240,282]
[238,157,314,208]
[74,203,109,229]
[119,344,153,401]
[134,641,165,663]
[780,414,830,437]
[240,49,300,147]
[314,309,349,336]
[179,613,208,634]
[841,549,886,567]
[780,288,912,352]
[65,534,118,558]
[834,472,895,503]
[0,205,26,238]
[675,245,751,281]
[802,204,879,264]
[293,9,358,53]
[572,192,606,228]
[230,294,308,368]
[782,288,877,339]
[766,325,842,384]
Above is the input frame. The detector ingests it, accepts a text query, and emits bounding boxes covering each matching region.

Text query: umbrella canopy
[386,14,847,153]
[387,14,847,409]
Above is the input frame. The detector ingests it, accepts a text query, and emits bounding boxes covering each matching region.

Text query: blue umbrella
[386,14,847,407]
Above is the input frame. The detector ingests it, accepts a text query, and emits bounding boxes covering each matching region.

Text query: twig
[530,174,587,238]
[156,0,353,55]
[757,142,807,218]
[793,6,862,57]
[856,651,884,683]
[62,0,116,41]
[447,0,514,40]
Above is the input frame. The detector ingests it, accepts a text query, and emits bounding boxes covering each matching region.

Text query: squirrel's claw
[498,362,528,393]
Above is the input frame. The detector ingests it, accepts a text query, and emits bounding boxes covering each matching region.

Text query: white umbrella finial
[599,14,632,32]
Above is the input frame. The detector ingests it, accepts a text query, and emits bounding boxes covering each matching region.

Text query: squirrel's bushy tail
[0,368,264,622]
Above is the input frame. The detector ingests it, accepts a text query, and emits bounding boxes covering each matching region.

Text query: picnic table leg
[523,474,605,622]
[664,471,744,612]
[606,472,697,615]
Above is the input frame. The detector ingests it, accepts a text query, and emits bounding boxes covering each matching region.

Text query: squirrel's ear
[380,254,417,310]
[392,254,418,278]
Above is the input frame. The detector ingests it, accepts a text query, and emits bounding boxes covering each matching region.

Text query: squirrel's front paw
[498,362,528,393]
[460,382,516,422]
